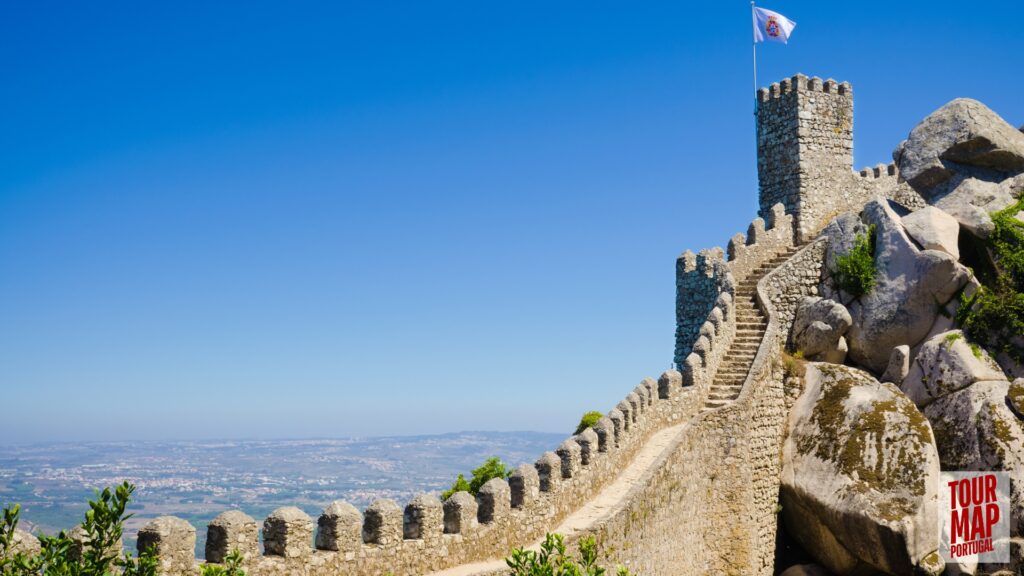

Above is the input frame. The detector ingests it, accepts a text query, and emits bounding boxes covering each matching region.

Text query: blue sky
[1,1,1021,442]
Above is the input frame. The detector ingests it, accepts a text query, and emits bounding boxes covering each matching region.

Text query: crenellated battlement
[756,75,851,102]
[113,361,720,576]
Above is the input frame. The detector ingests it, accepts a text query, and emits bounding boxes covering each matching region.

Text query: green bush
[506,533,632,576]
[0,481,158,576]
[831,224,877,298]
[201,549,246,576]
[441,457,511,500]
[957,199,1024,363]
[574,411,604,435]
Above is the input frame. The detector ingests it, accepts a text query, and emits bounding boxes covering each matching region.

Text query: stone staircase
[702,246,801,412]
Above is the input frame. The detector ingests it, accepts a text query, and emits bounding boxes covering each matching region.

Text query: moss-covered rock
[901,329,1006,407]
[923,379,1024,537]
[781,363,940,575]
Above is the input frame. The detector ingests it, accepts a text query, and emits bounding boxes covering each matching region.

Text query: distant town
[0,431,562,558]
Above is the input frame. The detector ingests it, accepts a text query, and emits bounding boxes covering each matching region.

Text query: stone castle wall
[757,74,924,242]
[134,200,808,575]
[125,279,746,576]
[592,238,829,575]
[675,203,795,369]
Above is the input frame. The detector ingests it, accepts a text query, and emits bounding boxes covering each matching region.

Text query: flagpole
[751,0,758,113]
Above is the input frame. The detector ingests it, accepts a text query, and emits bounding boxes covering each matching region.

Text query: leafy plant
[831,224,877,298]
[957,199,1024,363]
[441,457,511,500]
[201,549,246,576]
[574,411,604,435]
[506,533,633,576]
[0,481,157,576]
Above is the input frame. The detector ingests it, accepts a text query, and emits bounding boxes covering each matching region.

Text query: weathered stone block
[633,383,649,408]
[535,451,562,491]
[592,416,613,452]
[403,494,442,541]
[69,524,123,562]
[442,491,477,534]
[607,409,624,443]
[362,499,402,546]
[575,428,598,465]
[659,369,682,397]
[641,377,658,404]
[137,516,196,576]
[7,528,40,559]
[206,510,258,564]
[316,500,362,554]
[508,463,540,508]
[556,438,582,478]
[476,478,510,524]
[263,507,313,559]
[615,401,632,430]
[626,391,642,419]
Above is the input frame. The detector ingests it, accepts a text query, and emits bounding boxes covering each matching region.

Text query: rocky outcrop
[928,175,1019,239]
[830,198,971,374]
[901,330,1006,408]
[781,363,940,575]
[923,379,1024,537]
[894,98,1024,192]
[900,205,960,258]
[880,345,911,386]
[790,296,852,361]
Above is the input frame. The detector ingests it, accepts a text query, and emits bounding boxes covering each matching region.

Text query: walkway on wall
[427,423,686,576]
[702,246,801,412]
[429,245,803,576]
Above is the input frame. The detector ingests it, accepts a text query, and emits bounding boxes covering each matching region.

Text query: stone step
[708,392,739,401]
[716,369,750,376]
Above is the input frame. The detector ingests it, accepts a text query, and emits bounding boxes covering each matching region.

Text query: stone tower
[756,74,853,242]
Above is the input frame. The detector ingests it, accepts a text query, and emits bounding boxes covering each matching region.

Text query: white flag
[752,7,796,44]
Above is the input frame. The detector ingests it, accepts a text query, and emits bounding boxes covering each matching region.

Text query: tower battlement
[756,73,854,242]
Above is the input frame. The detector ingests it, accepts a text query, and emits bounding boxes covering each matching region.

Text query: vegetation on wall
[441,456,512,500]
[506,533,633,576]
[831,224,877,298]
[574,411,604,435]
[957,198,1024,363]
[0,482,158,576]
[200,550,246,576]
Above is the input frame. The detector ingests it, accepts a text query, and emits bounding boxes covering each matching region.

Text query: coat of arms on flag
[753,6,796,44]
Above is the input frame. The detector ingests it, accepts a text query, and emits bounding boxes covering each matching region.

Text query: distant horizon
[0,429,564,447]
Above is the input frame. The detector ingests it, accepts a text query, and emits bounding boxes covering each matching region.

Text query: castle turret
[757,74,854,242]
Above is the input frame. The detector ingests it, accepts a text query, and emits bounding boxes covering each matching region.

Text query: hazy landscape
[0,431,562,558]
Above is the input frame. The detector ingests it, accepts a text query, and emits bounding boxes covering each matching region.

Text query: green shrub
[506,533,633,576]
[831,224,877,298]
[574,411,604,435]
[0,481,158,576]
[441,457,511,500]
[957,199,1024,363]
[201,549,246,576]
